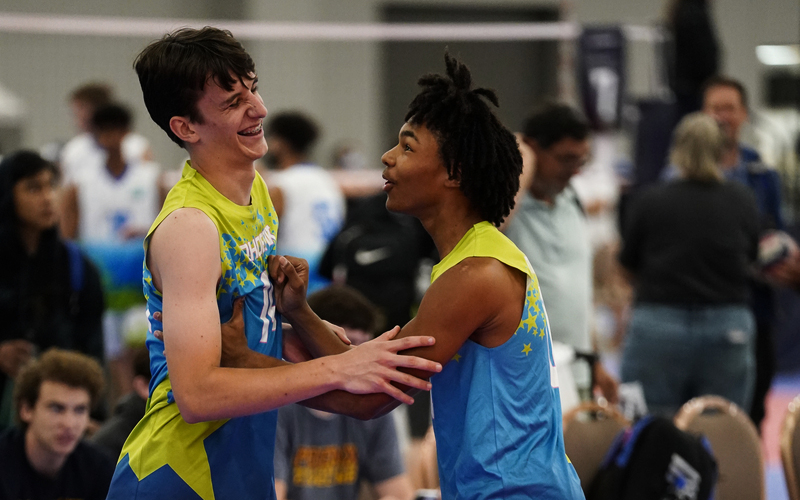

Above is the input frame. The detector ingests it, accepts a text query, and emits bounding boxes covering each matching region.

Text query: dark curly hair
[404,52,522,226]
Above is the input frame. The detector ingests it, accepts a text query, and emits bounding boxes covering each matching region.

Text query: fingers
[278,256,306,290]
[380,383,417,405]
[385,334,435,352]
[153,329,164,341]
[377,326,402,340]
[227,298,245,329]
[268,255,287,284]
[322,320,351,345]
[388,354,442,374]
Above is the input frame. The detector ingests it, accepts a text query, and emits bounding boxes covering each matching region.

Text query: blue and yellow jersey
[107,162,282,500]
[430,222,584,500]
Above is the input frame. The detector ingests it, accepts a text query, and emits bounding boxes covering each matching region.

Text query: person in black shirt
[0,348,114,500]
[619,113,759,417]
[0,151,105,428]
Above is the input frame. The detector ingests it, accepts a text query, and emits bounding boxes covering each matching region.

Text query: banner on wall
[578,26,626,131]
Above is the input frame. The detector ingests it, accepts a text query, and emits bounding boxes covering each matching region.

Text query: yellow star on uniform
[225,276,234,287]
[452,353,462,363]
[520,312,538,335]
[522,343,532,356]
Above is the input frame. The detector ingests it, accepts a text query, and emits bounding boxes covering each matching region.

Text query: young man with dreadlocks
[217,53,584,499]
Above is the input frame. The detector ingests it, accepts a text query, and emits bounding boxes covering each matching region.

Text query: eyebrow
[221,77,259,108]
[400,130,418,142]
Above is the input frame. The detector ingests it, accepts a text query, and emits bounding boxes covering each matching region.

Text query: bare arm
[150,208,441,423]
[221,257,523,419]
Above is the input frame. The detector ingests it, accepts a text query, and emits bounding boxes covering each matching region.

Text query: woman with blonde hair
[618,112,760,416]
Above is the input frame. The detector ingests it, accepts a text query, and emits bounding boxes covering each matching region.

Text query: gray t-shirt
[274,405,405,500]
[504,189,593,353]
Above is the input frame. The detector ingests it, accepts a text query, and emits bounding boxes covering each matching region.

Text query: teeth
[241,123,262,136]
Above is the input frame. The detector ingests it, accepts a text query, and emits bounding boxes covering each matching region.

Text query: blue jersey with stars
[107,161,282,500]
[429,222,584,500]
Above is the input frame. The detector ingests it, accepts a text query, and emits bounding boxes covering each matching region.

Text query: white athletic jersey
[74,157,160,243]
[60,132,151,185]
[269,163,345,264]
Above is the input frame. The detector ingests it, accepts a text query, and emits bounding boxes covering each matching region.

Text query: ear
[19,401,33,424]
[169,116,199,145]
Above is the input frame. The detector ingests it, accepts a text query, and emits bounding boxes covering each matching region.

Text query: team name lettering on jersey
[239,226,275,262]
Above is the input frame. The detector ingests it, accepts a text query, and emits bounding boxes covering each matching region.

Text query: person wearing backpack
[0,151,105,429]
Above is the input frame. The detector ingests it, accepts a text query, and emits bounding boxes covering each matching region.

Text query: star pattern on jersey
[452,353,462,363]
[522,343,532,356]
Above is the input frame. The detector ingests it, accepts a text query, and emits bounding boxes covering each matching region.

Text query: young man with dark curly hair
[220,53,584,499]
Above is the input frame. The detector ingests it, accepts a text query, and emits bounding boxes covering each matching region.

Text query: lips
[238,122,263,136]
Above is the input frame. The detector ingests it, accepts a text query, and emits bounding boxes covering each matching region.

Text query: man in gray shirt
[273,285,413,500]
[504,103,618,402]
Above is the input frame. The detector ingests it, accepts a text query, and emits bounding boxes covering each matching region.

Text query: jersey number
[260,270,277,343]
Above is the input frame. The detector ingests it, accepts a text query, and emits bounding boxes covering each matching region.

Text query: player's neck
[190,153,256,206]
[24,430,67,478]
[422,204,482,260]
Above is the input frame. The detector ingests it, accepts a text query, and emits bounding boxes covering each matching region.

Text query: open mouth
[238,123,263,137]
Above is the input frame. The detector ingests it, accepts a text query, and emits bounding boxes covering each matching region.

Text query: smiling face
[13,169,58,233]
[184,74,268,168]
[21,381,91,460]
[381,122,452,218]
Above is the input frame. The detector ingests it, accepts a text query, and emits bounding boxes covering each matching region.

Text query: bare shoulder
[438,256,524,300]
[148,207,221,290]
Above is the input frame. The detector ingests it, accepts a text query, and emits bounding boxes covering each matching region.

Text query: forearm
[282,303,350,358]
[171,356,343,423]
[234,347,402,419]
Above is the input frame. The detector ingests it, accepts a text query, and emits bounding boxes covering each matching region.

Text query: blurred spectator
[503,102,618,403]
[696,76,786,427]
[91,346,150,458]
[619,112,760,416]
[61,103,160,406]
[59,83,152,186]
[0,151,104,429]
[665,0,720,118]
[274,285,413,500]
[0,348,114,499]
[265,112,345,293]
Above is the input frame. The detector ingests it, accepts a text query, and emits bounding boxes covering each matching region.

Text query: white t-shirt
[60,132,150,185]
[269,164,345,265]
[74,157,160,243]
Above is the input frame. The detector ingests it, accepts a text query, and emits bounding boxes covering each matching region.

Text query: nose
[248,95,268,119]
[381,147,396,168]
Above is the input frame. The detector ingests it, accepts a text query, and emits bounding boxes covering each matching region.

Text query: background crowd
[0,0,799,499]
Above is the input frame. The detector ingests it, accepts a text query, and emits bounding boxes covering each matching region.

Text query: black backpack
[588,416,718,500]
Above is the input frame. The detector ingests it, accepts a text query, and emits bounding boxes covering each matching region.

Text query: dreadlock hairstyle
[405,52,522,227]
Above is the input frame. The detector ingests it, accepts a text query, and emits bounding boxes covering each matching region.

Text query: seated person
[0,348,114,500]
[274,285,413,500]
[91,346,150,458]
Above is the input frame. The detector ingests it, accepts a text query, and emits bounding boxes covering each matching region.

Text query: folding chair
[563,402,629,491]
[781,395,800,500]
[674,396,764,500]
